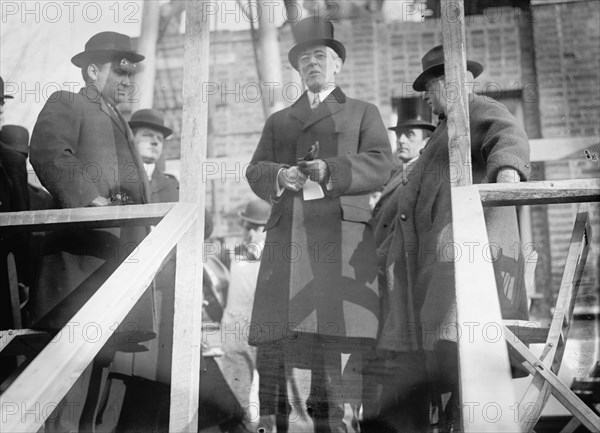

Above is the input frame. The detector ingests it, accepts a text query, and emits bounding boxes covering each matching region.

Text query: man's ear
[334,57,343,74]
[87,63,99,81]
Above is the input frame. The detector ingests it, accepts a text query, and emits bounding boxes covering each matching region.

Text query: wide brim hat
[71,31,144,68]
[0,125,29,155]
[239,200,272,225]
[128,108,173,138]
[288,17,346,71]
[413,45,483,91]
[0,76,14,101]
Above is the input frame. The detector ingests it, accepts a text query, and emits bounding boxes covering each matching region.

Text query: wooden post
[442,1,515,431]
[441,0,472,187]
[169,0,209,431]
[132,0,160,111]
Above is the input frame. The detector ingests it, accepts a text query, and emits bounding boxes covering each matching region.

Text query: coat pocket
[340,202,371,223]
[264,210,282,231]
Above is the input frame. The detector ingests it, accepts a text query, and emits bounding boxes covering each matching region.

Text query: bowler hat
[288,16,346,71]
[0,125,30,156]
[0,76,14,101]
[413,45,483,91]
[389,98,435,132]
[239,200,271,226]
[129,109,173,138]
[71,31,145,68]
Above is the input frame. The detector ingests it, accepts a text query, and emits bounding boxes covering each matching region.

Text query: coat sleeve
[470,97,531,182]
[323,103,394,197]
[29,91,100,208]
[246,112,288,202]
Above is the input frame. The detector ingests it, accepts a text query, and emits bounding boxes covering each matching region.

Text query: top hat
[71,31,145,68]
[288,16,346,71]
[129,109,173,138]
[0,76,14,101]
[0,125,30,156]
[389,98,435,132]
[239,200,272,226]
[413,45,483,91]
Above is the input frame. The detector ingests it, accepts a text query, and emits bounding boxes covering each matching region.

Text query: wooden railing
[0,203,201,432]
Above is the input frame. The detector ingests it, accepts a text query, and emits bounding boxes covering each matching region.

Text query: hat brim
[412,60,483,91]
[1,95,14,100]
[389,120,436,132]
[71,49,145,68]
[238,211,268,226]
[288,39,346,70]
[129,120,173,138]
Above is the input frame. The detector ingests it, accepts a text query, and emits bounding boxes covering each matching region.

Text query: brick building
[147,0,599,313]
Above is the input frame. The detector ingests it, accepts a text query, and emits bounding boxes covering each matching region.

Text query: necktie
[312,92,320,109]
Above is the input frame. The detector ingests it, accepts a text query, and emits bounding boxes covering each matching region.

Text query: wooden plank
[451,185,517,432]
[168,1,209,431]
[441,0,472,187]
[0,203,196,433]
[516,204,590,432]
[529,136,598,162]
[0,203,174,232]
[478,179,600,207]
[504,327,600,432]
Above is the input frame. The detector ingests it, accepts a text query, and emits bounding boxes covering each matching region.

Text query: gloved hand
[496,167,520,183]
[297,159,329,183]
[278,166,308,192]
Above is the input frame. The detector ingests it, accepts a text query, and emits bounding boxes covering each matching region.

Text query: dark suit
[29,85,153,334]
[247,87,393,432]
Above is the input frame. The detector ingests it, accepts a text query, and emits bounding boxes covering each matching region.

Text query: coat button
[402,178,408,185]
[400,213,407,221]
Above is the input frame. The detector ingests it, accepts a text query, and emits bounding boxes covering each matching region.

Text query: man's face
[134,127,165,164]
[423,76,447,116]
[395,128,429,163]
[95,59,134,106]
[298,45,342,92]
[242,221,266,245]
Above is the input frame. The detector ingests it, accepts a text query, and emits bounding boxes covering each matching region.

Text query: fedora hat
[129,109,173,138]
[389,98,435,132]
[0,125,30,156]
[0,76,14,102]
[288,16,346,71]
[239,200,271,226]
[413,45,483,91]
[71,31,144,68]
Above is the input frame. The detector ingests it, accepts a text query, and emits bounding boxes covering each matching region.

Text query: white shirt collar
[307,86,336,106]
[144,163,155,181]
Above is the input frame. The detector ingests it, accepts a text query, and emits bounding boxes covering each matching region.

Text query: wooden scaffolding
[1,1,599,432]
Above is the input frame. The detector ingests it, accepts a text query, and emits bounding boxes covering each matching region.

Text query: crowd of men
[0,14,530,433]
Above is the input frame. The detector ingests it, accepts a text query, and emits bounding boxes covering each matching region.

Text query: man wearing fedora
[129,108,179,203]
[377,45,531,431]
[246,16,393,433]
[28,32,153,432]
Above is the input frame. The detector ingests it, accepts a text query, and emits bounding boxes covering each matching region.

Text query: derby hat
[71,31,145,68]
[129,109,173,138]
[239,200,272,226]
[0,76,14,101]
[389,98,435,132]
[288,16,346,70]
[0,125,30,156]
[413,45,483,91]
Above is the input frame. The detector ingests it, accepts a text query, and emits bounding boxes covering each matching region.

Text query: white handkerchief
[303,179,325,200]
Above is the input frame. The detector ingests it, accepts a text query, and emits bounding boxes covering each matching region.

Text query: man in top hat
[246,15,394,433]
[28,32,152,432]
[129,108,179,203]
[377,45,531,431]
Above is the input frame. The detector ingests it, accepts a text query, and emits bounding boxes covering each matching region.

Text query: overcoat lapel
[380,168,404,201]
